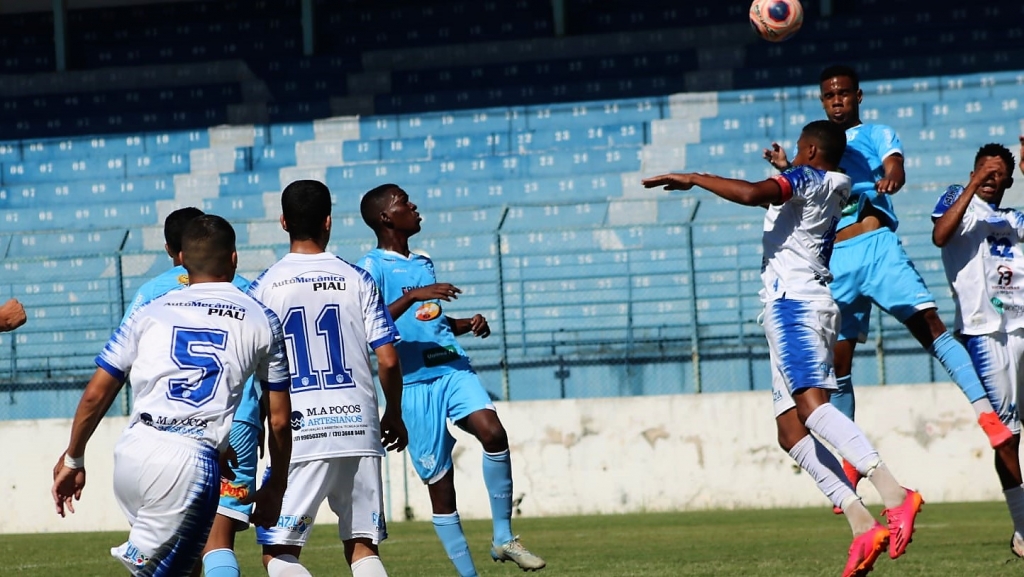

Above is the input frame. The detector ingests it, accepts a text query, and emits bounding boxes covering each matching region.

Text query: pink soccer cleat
[843,522,889,577]
[882,488,924,559]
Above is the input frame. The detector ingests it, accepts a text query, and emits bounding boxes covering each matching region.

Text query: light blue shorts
[403,371,495,484]
[830,228,936,343]
[217,420,260,526]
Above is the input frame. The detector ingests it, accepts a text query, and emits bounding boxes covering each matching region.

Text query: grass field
[5,502,1023,576]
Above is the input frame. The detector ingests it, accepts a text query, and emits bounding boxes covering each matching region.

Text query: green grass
[4,502,1023,576]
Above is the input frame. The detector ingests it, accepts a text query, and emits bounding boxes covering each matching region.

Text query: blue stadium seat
[219,171,279,196]
[502,202,608,231]
[146,130,209,154]
[7,228,127,257]
[253,143,298,169]
[126,153,189,177]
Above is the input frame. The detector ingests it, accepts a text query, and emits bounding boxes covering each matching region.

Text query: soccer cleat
[843,522,889,577]
[979,411,1013,448]
[1012,532,1024,558]
[491,537,546,572]
[882,488,924,559]
[834,460,865,514]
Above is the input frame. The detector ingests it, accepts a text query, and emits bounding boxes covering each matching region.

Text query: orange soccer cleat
[979,411,1013,448]
[882,488,924,559]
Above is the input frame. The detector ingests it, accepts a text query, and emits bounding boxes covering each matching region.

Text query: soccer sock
[267,555,313,577]
[482,450,515,546]
[351,555,389,577]
[842,495,879,536]
[202,548,239,577]
[787,434,856,510]
[863,462,908,509]
[931,331,993,412]
[433,513,478,577]
[1005,486,1024,537]
[830,375,856,420]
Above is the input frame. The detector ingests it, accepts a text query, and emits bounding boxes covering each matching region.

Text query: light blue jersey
[357,249,473,384]
[837,123,903,232]
[123,265,260,427]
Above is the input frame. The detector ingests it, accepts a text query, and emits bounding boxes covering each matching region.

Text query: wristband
[63,453,85,469]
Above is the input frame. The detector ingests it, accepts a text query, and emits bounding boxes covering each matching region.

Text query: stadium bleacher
[0,0,1022,418]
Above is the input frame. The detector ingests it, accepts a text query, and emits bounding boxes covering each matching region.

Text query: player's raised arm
[932,159,1005,247]
[763,142,791,171]
[0,298,26,332]
[1018,135,1024,176]
[51,366,125,517]
[643,172,784,207]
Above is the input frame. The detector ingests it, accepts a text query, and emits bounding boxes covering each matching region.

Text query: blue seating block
[126,153,189,177]
[268,122,315,144]
[8,228,127,257]
[219,171,279,196]
[146,130,210,154]
[341,140,382,163]
[253,143,297,169]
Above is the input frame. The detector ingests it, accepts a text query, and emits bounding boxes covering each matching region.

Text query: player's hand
[0,298,26,332]
[380,409,408,453]
[875,177,901,194]
[1018,135,1023,176]
[967,157,1007,191]
[413,283,461,302]
[641,173,695,191]
[219,445,238,482]
[469,314,490,338]
[51,457,86,517]
[245,478,286,530]
[762,142,790,170]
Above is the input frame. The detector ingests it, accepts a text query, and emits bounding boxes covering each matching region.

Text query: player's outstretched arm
[876,154,906,194]
[51,367,124,517]
[933,158,1005,247]
[643,172,783,206]
[1019,136,1024,176]
[448,314,490,338]
[0,298,26,332]
[386,283,461,321]
[762,142,791,171]
[248,388,291,529]
[374,343,408,453]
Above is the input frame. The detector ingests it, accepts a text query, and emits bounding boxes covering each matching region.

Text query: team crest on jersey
[415,302,442,321]
[177,273,189,285]
[419,454,437,471]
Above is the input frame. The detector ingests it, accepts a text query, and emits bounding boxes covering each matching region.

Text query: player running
[358,184,546,576]
[932,143,1024,557]
[248,180,407,577]
[51,215,292,576]
[645,120,923,577]
[764,65,1014,493]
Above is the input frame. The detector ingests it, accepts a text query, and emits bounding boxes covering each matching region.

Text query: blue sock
[432,513,478,577]
[482,450,515,546]
[202,548,239,577]
[931,331,987,403]
[830,375,856,420]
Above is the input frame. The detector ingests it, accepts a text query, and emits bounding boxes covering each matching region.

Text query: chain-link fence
[0,195,955,419]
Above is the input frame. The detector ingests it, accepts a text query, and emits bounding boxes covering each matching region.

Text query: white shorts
[256,456,386,547]
[764,298,840,417]
[110,424,220,575]
[963,329,1024,434]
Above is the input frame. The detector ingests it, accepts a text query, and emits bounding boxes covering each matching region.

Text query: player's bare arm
[51,367,124,517]
[876,154,906,194]
[1019,135,1024,176]
[387,283,461,320]
[763,142,791,171]
[932,158,1005,247]
[247,388,291,529]
[0,298,26,332]
[375,343,408,453]
[449,314,490,338]
[643,172,784,206]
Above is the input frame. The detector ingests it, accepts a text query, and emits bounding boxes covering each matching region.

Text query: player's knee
[477,423,508,452]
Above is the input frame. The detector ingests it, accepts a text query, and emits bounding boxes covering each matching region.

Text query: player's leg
[257,460,329,577]
[197,421,260,577]
[447,371,545,571]
[403,380,479,577]
[329,456,390,577]
[112,427,221,575]
[871,230,1010,446]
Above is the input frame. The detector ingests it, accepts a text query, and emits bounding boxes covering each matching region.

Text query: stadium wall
[5,382,1000,534]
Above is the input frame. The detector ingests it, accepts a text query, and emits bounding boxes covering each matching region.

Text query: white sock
[351,555,389,577]
[842,495,878,536]
[1005,486,1024,536]
[267,555,313,577]
[972,398,996,417]
[804,403,906,508]
[787,434,856,510]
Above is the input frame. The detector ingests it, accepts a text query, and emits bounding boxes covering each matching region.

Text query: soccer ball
[749,0,803,42]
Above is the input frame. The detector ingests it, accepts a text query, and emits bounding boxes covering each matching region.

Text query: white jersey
[97,282,290,451]
[760,165,851,302]
[247,252,399,461]
[933,186,1024,335]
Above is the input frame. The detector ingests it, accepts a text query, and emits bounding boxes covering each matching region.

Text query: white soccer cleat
[490,536,546,571]
[1012,532,1024,558]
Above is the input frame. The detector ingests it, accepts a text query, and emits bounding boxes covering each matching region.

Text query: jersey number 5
[282,305,355,393]
[167,327,228,407]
